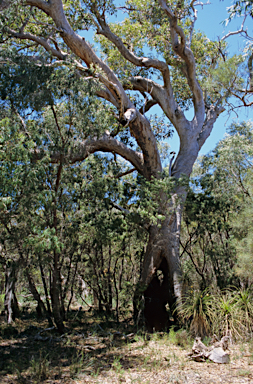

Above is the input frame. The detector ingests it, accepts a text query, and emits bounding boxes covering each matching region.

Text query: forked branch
[158,0,205,124]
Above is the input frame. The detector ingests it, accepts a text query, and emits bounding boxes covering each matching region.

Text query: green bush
[209,288,253,340]
[0,293,4,312]
[176,288,212,338]
[176,287,253,341]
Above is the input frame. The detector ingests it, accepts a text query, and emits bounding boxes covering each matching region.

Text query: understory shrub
[176,287,253,340]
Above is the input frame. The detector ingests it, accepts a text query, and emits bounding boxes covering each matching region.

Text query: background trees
[0,63,146,330]
[181,121,253,289]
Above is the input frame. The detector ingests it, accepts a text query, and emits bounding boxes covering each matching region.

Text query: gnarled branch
[48,132,144,174]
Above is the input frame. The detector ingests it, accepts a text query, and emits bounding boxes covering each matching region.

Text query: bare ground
[0,311,253,384]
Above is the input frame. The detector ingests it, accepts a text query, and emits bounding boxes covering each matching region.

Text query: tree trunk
[4,261,19,323]
[50,251,65,334]
[133,140,206,330]
[134,191,184,331]
[24,265,54,326]
[39,258,52,316]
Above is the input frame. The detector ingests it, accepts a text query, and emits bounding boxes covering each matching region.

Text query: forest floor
[0,310,253,384]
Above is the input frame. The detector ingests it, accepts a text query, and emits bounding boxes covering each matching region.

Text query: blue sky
[192,0,253,155]
[158,0,253,156]
[81,1,253,156]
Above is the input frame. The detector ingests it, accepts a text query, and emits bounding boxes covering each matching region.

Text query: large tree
[0,0,252,327]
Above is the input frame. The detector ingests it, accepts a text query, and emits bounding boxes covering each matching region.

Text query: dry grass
[0,310,253,384]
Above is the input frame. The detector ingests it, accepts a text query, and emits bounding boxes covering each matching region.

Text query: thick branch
[5,27,67,60]
[52,1,130,111]
[158,0,205,127]
[76,73,161,177]
[48,132,144,174]
[12,0,163,175]
[96,16,171,78]
[197,105,225,149]
[26,0,131,116]
[74,62,121,108]
[26,0,51,15]
[94,11,178,112]
[96,86,120,109]
[126,76,190,139]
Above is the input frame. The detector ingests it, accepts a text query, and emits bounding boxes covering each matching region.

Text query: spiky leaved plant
[176,288,212,338]
[209,288,247,340]
[235,288,253,337]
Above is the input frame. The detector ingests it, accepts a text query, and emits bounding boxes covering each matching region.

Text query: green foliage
[30,352,50,383]
[234,195,253,282]
[0,0,252,330]
[177,288,212,337]
[203,55,245,104]
[168,327,192,348]
[236,288,253,331]
[0,293,5,312]
[208,288,253,340]
[94,0,235,110]
[70,350,94,378]
[133,172,176,227]
[0,52,55,111]
[181,186,237,289]
[177,287,253,340]
[180,121,253,338]
[225,0,253,22]
[181,121,253,290]
[0,78,146,319]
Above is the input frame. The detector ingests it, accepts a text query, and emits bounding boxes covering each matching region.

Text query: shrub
[176,288,212,337]
[209,288,253,340]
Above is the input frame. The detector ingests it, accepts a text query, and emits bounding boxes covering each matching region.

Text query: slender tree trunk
[107,244,113,313]
[4,261,19,323]
[66,258,78,314]
[39,259,52,316]
[50,251,65,334]
[24,264,54,326]
[59,282,66,321]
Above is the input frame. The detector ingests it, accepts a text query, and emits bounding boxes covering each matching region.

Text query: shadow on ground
[0,310,153,383]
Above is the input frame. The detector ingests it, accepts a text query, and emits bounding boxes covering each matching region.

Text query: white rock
[208,347,230,364]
